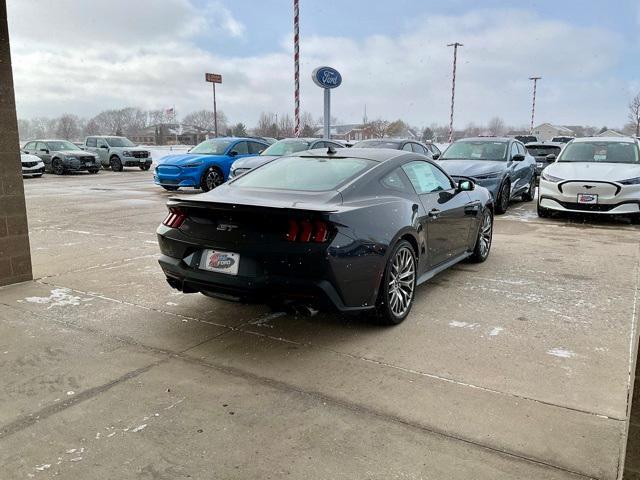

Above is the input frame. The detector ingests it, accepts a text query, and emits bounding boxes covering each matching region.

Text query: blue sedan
[154,137,269,191]
[436,137,536,214]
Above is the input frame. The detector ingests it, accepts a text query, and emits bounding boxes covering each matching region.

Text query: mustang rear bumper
[158,253,373,312]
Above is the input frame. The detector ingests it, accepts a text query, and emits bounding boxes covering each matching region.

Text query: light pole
[529,76,541,134]
[447,42,463,143]
[293,0,300,137]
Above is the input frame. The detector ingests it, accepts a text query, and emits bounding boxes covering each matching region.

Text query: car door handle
[428,208,441,218]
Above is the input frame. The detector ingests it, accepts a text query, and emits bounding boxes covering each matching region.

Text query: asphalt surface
[1,168,639,479]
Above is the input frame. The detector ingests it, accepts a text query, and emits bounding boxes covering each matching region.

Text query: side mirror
[512,153,525,162]
[258,149,265,154]
[432,153,440,160]
[457,179,475,192]
[100,145,109,149]
[229,150,238,157]
[187,147,193,153]
[546,154,557,161]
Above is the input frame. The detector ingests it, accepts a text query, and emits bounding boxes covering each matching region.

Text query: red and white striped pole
[293,0,300,137]
[447,42,463,144]
[529,76,541,134]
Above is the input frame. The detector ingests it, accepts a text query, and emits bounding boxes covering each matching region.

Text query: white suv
[538,136,640,220]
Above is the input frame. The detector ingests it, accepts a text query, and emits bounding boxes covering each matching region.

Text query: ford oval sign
[312,66,342,89]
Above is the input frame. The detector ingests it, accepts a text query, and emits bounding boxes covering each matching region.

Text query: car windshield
[558,142,640,164]
[46,141,81,151]
[527,145,562,157]
[189,139,233,155]
[353,140,400,149]
[261,140,311,156]
[232,156,375,191]
[105,137,136,147]
[441,141,508,161]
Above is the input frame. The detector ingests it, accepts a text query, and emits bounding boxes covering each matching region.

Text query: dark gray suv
[23,139,100,175]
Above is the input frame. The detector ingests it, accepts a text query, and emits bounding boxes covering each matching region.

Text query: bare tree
[17,119,32,141]
[628,93,640,137]
[183,109,228,134]
[255,112,278,137]
[486,117,506,136]
[55,114,81,140]
[366,119,390,138]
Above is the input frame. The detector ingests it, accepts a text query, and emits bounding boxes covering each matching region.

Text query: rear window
[526,146,561,157]
[558,142,639,164]
[353,140,400,149]
[232,156,375,191]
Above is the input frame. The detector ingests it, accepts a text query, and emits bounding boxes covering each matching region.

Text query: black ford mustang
[157,148,494,324]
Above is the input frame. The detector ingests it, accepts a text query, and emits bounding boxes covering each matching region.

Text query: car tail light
[286,218,330,243]
[162,207,186,228]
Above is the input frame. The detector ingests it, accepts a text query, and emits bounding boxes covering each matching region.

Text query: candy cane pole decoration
[447,42,463,144]
[293,0,300,137]
[529,76,541,134]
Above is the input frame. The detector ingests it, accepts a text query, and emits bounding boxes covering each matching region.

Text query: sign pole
[312,66,341,141]
[213,82,218,137]
[324,89,330,139]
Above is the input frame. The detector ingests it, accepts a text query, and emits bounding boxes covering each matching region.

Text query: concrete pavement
[0,170,638,479]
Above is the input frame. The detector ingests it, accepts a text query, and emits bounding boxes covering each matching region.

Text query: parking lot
[0,169,638,479]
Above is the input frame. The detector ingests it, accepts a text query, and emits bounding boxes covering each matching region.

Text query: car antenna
[327,146,336,155]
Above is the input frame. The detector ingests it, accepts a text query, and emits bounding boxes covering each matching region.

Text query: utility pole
[293,0,300,137]
[529,76,541,134]
[205,73,222,137]
[447,42,463,143]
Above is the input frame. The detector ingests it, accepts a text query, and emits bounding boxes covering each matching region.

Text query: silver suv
[84,136,152,172]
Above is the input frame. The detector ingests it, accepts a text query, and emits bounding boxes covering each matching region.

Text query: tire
[52,158,65,175]
[522,176,535,202]
[373,240,417,326]
[468,209,493,263]
[200,167,224,192]
[88,168,99,174]
[140,164,151,171]
[537,202,551,218]
[110,156,123,172]
[495,181,510,214]
[162,186,179,191]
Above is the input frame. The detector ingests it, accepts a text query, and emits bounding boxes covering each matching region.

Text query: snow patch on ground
[449,321,479,329]
[131,424,147,433]
[547,347,576,358]
[489,326,504,336]
[24,289,87,309]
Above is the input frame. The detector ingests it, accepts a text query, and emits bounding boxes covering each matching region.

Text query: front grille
[157,165,180,174]
[133,151,149,158]
[22,161,38,168]
[160,179,181,185]
[555,201,623,212]
[80,156,96,162]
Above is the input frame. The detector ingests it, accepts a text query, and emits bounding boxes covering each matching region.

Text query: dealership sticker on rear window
[577,193,598,204]
[200,250,240,275]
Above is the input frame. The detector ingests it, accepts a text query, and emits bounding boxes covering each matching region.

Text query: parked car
[352,138,437,159]
[537,137,640,220]
[514,135,538,144]
[551,136,574,144]
[229,138,344,179]
[157,148,494,325]
[525,141,565,182]
[84,136,152,172]
[436,137,536,214]
[154,137,269,192]
[23,139,100,175]
[20,151,45,177]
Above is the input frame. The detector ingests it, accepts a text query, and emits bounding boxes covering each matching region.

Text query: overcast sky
[7,0,640,128]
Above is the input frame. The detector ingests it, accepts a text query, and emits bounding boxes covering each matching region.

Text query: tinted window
[24,142,35,150]
[411,143,428,155]
[105,137,135,147]
[261,139,310,156]
[381,169,413,194]
[353,140,401,149]
[232,156,375,191]
[97,138,109,148]
[517,143,526,155]
[327,142,344,149]
[248,142,265,154]
[232,141,249,155]
[46,141,81,151]
[402,143,413,152]
[36,142,48,152]
[312,141,325,149]
[86,137,97,147]
[558,142,639,164]
[526,145,562,157]
[510,143,520,158]
[402,161,452,194]
[442,141,508,161]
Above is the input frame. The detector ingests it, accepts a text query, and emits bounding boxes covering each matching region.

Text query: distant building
[312,124,421,142]
[597,129,625,137]
[130,123,213,145]
[531,123,576,142]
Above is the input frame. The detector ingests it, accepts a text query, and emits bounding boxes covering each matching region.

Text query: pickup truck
[83,136,152,172]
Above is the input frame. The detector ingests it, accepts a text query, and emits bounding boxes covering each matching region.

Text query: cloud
[6,3,630,128]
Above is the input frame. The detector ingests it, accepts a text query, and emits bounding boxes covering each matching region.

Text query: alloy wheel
[52,160,64,175]
[500,183,510,211]
[478,211,493,258]
[388,246,416,317]
[205,170,223,190]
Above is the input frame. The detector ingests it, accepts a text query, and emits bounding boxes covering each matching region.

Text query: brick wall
[0,1,32,286]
